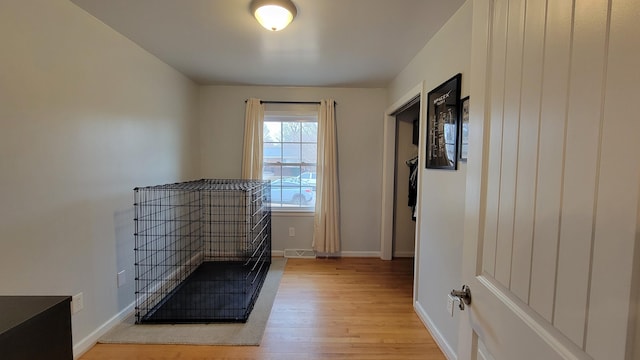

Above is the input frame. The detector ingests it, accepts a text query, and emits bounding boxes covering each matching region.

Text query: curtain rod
[244,100,336,105]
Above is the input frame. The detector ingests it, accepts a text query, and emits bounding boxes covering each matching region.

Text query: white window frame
[262,106,318,213]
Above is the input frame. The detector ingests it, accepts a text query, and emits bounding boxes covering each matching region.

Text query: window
[262,108,318,210]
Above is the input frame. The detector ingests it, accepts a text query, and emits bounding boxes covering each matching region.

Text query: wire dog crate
[134,179,271,323]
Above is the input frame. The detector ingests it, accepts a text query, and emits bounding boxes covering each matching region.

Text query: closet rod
[244,100,336,105]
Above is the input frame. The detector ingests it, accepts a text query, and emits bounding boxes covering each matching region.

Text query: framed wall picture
[425,73,461,170]
[459,96,469,161]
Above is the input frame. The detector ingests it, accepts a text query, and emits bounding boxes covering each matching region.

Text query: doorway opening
[391,97,420,258]
[381,83,424,262]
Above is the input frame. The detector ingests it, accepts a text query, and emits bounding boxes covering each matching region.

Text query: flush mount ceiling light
[250,0,297,31]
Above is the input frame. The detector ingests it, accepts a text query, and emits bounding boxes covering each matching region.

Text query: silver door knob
[450,285,472,310]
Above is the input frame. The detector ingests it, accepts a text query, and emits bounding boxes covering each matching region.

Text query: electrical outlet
[117,270,126,287]
[72,292,84,314]
[446,294,455,317]
[288,227,295,237]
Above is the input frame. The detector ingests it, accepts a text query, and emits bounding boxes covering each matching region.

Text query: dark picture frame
[425,73,461,169]
[459,96,469,162]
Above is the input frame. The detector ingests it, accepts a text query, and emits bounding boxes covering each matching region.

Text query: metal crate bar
[134,179,271,323]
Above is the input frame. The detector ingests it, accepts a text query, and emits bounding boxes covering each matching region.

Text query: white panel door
[457,0,640,359]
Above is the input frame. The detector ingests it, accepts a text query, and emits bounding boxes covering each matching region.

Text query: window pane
[283,178,313,206]
[282,122,301,142]
[282,143,301,163]
[301,144,316,164]
[262,165,278,181]
[270,186,282,206]
[264,122,281,142]
[300,165,316,194]
[281,165,300,178]
[263,143,282,163]
[281,183,301,205]
[262,108,317,210]
[302,122,317,142]
[300,183,316,207]
[301,165,316,175]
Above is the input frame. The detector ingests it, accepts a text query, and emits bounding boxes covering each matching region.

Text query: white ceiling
[70,0,465,87]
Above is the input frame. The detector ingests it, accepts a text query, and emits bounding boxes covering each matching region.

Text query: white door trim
[381,82,424,261]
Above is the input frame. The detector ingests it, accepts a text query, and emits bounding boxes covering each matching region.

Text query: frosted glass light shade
[250,0,297,31]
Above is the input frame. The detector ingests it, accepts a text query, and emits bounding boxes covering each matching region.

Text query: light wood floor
[81,257,446,360]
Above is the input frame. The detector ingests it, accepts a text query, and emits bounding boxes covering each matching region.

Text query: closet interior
[392,97,420,257]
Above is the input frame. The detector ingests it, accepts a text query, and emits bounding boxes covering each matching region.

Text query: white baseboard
[414,300,457,360]
[336,251,381,258]
[283,249,316,258]
[73,301,134,359]
[273,250,382,258]
[393,251,415,258]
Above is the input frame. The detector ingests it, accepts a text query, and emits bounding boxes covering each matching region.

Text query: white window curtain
[313,99,341,254]
[241,98,264,179]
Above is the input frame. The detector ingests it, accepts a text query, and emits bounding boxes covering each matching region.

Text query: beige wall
[387,1,472,356]
[0,0,199,355]
[198,85,387,254]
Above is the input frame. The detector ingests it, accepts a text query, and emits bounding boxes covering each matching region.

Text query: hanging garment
[406,156,418,221]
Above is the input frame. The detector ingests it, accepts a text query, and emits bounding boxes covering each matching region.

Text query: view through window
[263,110,318,210]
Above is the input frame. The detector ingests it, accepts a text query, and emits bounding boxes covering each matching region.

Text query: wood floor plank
[80,257,446,360]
